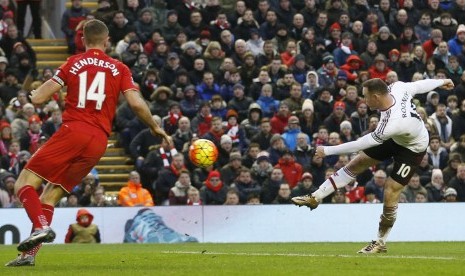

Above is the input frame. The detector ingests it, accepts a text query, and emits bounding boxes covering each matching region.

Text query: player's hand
[441,79,455,90]
[315,146,326,159]
[151,127,172,145]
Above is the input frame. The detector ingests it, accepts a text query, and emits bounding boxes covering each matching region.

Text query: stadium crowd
[0,0,465,207]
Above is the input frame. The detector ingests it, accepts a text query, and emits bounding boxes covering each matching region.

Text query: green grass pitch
[1,242,465,275]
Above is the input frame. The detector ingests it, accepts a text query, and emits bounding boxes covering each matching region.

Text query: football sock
[25,203,55,257]
[377,205,398,244]
[312,167,356,201]
[17,185,48,230]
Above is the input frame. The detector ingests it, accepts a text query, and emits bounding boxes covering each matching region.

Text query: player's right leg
[292,152,379,209]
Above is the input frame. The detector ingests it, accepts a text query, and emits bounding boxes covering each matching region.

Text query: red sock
[26,203,55,257]
[17,186,48,229]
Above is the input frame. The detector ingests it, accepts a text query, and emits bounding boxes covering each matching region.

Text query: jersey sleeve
[402,79,445,96]
[51,59,70,87]
[324,116,398,156]
[324,133,382,156]
[120,64,138,94]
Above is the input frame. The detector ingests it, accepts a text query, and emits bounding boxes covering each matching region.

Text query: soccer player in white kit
[292,78,455,253]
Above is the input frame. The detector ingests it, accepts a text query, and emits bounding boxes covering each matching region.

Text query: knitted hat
[389,49,400,57]
[301,172,313,180]
[28,115,41,124]
[444,187,457,197]
[288,115,300,124]
[374,53,387,63]
[295,54,306,63]
[379,26,390,34]
[333,101,346,110]
[226,109,239,119]
[184,85,196,93]
[229,152,242,162]
[270,133,283,145]
[302,99,314,112]
[457,24,465,34]
[340,120,352,130]
[322,54,335,64]
[256,151,270,163]
[208,170,221,179]
[337,70,348,80]
[168,52,179,59]
[233,83,245,90]
[0,56,8,65]
[330,22,341,32]
[200,30,211,39]
[448,153,462,164]
[221,134,232,144]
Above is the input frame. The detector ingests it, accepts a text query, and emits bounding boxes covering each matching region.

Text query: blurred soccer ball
[189,139,218,168]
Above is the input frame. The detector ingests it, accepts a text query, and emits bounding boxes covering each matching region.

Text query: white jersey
[325,79,445,156]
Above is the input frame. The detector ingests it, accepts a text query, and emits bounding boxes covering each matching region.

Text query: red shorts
[25,122,108,192]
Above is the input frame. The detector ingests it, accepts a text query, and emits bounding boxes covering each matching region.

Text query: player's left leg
[358,178,403,254]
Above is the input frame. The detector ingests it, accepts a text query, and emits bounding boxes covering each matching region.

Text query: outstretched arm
[124,89,171,144]
[407,79,454,96]
[30,79,62,105]
[316,133,382,158]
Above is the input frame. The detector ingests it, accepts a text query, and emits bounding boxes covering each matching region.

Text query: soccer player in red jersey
[5,19,171,267]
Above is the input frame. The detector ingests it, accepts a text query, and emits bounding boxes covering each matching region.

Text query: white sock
[312,167,356,201]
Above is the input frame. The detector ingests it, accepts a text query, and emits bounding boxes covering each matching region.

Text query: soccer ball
[189,139,218,168]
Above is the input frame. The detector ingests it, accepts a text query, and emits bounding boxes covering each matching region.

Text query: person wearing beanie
[322,101,349,133]
[199,170,228,205]
[251,150,273,184]
[424,168,445,202]
[448,24,465,56]
[339,120,356,143]
[376,25,400,58]
[294,132,313,171]
[300,98,321,138]
[220,151,244,187]
[291,171,317,197]
[281,115,302,151]
[224,109,247,152]
[228,81,254,122]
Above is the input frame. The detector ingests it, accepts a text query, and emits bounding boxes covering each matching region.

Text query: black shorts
[363,139,426,186]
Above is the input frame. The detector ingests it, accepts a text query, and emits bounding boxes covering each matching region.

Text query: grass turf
[1,242,465,275]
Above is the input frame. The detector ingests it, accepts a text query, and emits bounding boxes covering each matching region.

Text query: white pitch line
[161,251,461,261]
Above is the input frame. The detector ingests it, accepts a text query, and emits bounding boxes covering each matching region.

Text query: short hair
[362,78,388,95]
[83,19,108,45]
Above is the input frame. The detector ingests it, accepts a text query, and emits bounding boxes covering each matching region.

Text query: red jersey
[52,49,137,136]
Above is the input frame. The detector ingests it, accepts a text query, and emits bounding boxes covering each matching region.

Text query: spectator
[261,167,285,204]
[364,169,387,202]
[291,172,317,198]
[443,187,458,202]
[153,152,187,205]
[200,170,228,205]
[0,173,16,207]
[447,163,465,201]
[89,187,113,207]
[61,0,90,54]
[274,149,303,189]
[220,151,243,186]
[161,10,182,45]
[281,115,302,151]
[272,182,292,204]
[331,188,350,203]
[401,173,428,203]
[250,118,273,150]
[91,0,116,25]
[427,135,449,169]
[64,208,101,243]
[251,151,273,184]
[72,173,98,207]
[223,188,240,205]
[242,143,260,168]
[231,167,261,204]
[425,168,446,202]
[168,169,192,205]
[186,187,202,205]
[118,171,154,207]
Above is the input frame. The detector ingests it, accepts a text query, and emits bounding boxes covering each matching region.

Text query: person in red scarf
[154,153,188,205]
[161,102,183,135]
[1,140,20,175]
[274,149,303,189]
[118,171,154,207]
[224,109,247,152]
[191,102,213,137]
[19,114,42,155]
